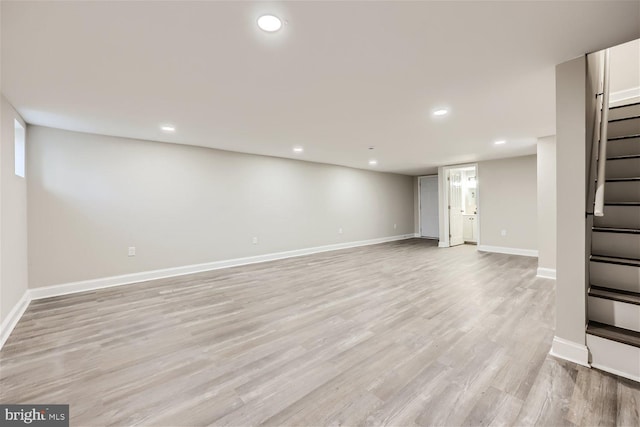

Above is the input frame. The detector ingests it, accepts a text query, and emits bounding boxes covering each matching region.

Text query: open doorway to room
[418,175,439,239]
[441,164,478,247]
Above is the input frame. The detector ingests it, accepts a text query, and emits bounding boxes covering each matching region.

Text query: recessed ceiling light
[433,109,448,116]
[257,15,282,32]
[160,124,175,133]
[293,146,304,153]
[369,159,378,166]
[494,140,506,145]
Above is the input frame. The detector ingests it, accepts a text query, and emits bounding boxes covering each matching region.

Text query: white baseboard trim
[0,290,31,350]
[413,233,420,238]
[610,87,640,105]
[2,234,416,350]
[549,336,590,367]
[29,234,416,301]
[477,245,538,257]
[591,363,640,383]
[438,242,449,248]
[536,267,557,280]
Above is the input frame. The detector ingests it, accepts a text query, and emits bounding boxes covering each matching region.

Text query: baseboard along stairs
[587,100,640,382]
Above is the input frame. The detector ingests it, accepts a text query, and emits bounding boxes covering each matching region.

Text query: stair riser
[607,137,640,157]
[587,334,640,382]
[608,104,640,121]
[608,117,640,139]
[605,157,640,179]
[594,205,640,229]
[590,261,640,293]
[588,296,640,332]
[591,232,640,259]
[605,180,640,203]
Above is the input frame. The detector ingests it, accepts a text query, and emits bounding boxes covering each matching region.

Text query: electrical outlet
[338,227,343,235]
[501,229,507,237]
[128,246,136,257]
[252,236,258,245]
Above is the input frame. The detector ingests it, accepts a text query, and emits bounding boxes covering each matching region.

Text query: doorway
[442,164,478,247]
[418,175,439,239]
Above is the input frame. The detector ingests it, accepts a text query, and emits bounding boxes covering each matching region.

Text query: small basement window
[14,119,25,177]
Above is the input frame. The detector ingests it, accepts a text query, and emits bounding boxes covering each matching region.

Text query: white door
[449,171,464,246]
[419,176,439,238]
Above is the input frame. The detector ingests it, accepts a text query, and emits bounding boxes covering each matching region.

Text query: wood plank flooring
[1,239,638,426]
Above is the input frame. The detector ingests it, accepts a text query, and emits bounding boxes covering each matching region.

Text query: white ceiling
[2,1,639,176]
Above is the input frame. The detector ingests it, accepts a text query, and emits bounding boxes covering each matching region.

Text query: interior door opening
[448,165,478,246]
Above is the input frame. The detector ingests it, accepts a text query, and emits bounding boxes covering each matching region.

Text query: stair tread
[609,115,640,123]
[605,202,640,206]
[608,134,640,141]
[590,255,640,267]
[609,101,640,110]
[607,154,640,160]
[592,227,640,234]
[589,286,640,305]
[605,177,640,182]
[587,321,640,348]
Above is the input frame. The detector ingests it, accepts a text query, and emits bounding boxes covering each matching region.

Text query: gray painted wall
[413,178,419,234]
[555,56,587,347]
[27,125,415,288]
[610,38,640,95]
[0,96,28,326]
[478,155,538,251]
[537,136,557,271]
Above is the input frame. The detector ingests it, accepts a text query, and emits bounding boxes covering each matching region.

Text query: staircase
[587,101,640,382]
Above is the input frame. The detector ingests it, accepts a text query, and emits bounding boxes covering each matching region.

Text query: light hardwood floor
[1,239,638,426]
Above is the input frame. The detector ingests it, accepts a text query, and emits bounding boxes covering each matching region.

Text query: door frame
[439,163,480,248]
[418,174,439,239]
